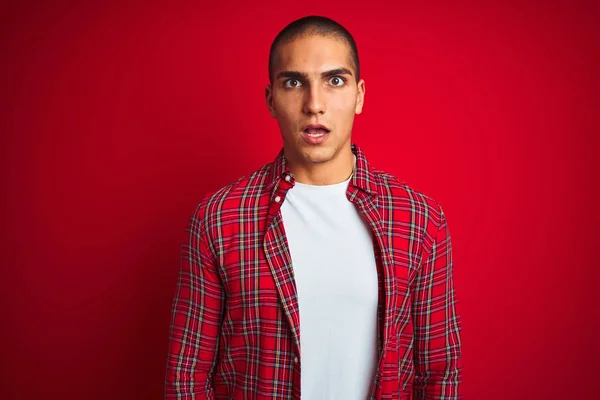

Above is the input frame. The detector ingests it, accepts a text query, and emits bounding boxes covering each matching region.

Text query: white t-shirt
[280,171,379,400]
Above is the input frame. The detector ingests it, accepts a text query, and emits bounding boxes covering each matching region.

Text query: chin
[301,147,337,164]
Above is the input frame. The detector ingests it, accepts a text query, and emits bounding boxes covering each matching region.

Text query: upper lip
[303,124,331,132]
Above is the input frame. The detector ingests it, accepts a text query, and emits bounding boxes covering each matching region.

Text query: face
[265,34,365,167]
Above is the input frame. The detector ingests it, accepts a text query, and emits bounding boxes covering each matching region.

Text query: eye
[283,79,302,88]
[328,76,346,87]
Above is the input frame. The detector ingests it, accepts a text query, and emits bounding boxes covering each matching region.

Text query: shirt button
[294,356,298,364]
[274,196,281,203]
[284,175,291,182]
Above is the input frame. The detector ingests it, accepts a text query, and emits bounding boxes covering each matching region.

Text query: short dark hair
[268,16,360,83]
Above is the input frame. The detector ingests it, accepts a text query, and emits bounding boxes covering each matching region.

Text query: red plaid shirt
[165,144,462,399]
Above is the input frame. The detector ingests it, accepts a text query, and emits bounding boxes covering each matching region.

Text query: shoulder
[190,161,273,229]
[372,167,446,231]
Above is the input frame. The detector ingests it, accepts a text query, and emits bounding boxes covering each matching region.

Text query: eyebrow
[276,68,353,80]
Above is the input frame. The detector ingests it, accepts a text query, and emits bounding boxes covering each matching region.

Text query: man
[165,15,462,400]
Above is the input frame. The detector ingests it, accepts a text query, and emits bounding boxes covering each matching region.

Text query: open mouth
[302,125,331,144]
[303,127,330,137]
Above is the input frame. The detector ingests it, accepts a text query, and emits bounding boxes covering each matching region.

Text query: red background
[2,1,599,399]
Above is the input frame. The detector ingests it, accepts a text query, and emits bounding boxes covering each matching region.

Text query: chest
[280,193,379,307]
[212,199,421,309]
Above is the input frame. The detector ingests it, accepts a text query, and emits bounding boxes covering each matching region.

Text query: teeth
[304,128,328,138]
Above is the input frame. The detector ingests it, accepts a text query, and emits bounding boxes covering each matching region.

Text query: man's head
[265,16,365,174]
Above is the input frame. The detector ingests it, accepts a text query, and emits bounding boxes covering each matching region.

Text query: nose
[303,85,326,115]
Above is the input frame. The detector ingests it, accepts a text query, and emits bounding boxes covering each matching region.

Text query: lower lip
[302,130,330,144]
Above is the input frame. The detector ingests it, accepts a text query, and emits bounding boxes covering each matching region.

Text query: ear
[355,78,365,115]
[265,84,276,118]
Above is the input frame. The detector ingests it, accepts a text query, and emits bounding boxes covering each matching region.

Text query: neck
[286,145,355,186]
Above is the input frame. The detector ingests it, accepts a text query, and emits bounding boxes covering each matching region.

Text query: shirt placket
[263,172,303,399]
[348,186,397,400]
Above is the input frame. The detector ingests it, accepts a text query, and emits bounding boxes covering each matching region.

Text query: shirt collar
[267,143,379,197]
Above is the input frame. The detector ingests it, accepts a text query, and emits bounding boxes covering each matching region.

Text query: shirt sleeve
[165,210,224,399]
[411,207,463,399]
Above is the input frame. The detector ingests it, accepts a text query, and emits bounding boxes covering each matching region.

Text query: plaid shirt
[165,143,462,399]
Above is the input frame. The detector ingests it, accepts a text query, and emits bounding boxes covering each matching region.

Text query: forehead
[274,34,354,75]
